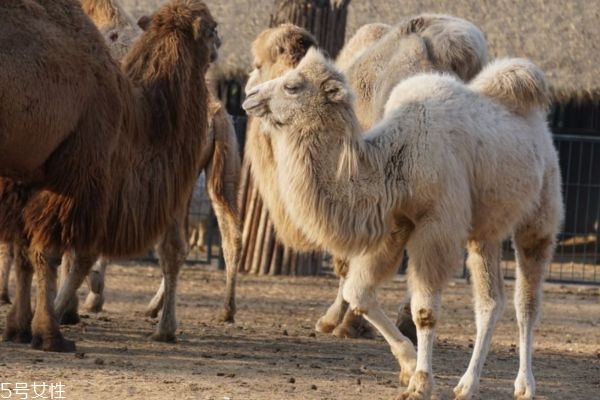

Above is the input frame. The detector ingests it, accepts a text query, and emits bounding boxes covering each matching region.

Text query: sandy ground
[0,261,599,400]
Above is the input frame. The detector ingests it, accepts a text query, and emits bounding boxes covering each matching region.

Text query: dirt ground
[0,261,599,400]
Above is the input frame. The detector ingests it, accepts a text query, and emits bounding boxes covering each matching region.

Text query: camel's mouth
[242,91,269,117]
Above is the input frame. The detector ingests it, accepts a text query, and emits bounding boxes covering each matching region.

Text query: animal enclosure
[183,120,600,285]
[0,263,597,399]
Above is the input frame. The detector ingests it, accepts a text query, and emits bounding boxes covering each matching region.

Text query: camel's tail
[469,58,549,116]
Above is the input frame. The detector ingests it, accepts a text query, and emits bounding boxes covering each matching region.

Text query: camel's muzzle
[242,89,267,116]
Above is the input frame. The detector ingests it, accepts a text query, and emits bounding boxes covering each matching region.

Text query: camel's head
[146,0,220,62]
[245,24,317,92]
[243,48,353,131]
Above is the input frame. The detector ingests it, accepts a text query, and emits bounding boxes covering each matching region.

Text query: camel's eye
[283,83,302,95]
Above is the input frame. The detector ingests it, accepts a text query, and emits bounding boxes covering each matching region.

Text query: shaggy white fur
[243,48,563,400]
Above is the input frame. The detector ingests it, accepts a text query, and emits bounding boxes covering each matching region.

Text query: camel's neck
[101,31,210,256]
[271,107,397,257]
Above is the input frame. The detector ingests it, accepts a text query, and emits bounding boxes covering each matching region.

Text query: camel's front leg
[317,257,374,338]
[343,256,417,386]
[3,243,33,343]
[29,245,75,352]
[0,241,13,305]
[341,228,417,387]
[152,215,187,342]
[315,267,349,334]
[83,257,109,312]
[400,222,463,400]
[453,241,505,400]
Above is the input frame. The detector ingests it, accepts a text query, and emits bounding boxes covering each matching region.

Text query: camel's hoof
[399,370,412,387]
[452,388,470,400]
[60,311,81,325]
[315,317,337,334]
[397,313,417,346]
[151,331,177,343]
[144,307,160,319]
[218,308,235,323]
[88,271,104,293]
[83,293,104,313]
[396,371,432,400]
[396,391,426,400]
[3,327,32,343]
[0,294,11,305]
[31,334,76,352]
[332,321,375,339]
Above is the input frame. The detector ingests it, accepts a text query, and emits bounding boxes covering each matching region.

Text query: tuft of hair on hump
[253,23,318,68]
[149,0,215,38]
[401,14,488,82]
[469,58,549,116]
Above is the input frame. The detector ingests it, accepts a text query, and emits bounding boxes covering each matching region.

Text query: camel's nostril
[245,88,259,99]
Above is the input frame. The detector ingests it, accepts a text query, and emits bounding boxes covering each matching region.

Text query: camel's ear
[322,79,349,103]
[192,16,204,41]
[137,15,151,31]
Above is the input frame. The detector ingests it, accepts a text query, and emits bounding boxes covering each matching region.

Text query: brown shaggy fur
[79,0,140,60]
[0,0,217,352]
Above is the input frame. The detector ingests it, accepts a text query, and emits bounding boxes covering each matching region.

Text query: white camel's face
[243,50,351,134]
[243,69,317,128]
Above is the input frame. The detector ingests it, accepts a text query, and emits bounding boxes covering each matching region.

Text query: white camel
[321,15,489,339]
[243,48,563,400]
[244,16,489,340]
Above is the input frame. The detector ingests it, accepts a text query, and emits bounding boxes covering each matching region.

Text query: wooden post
[239,0,351,275]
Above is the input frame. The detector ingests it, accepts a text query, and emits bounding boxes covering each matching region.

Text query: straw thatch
[122,0,599,103]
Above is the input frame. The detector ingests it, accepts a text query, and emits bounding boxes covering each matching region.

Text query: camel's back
[382,73,556,241]
[0,0,123,180]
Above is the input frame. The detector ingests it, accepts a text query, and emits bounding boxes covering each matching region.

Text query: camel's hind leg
[146,276,165,318]
[454,240,505,400]
[55,251,98,325]
[83,257,109,313]
[511,170,562,400]
[3,243,33,343]
[57,252,80,325]
[0,241,13,305]
[152,215,187,342]
[205,106,242,323]
[511,231,556,399]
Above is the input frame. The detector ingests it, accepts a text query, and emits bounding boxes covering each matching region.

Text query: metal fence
[185,131,600,285]
[498,134,600,284]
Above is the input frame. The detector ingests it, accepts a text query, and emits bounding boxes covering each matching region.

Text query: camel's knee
[332,257,349,278]
[413,307,437,330]
[341,280,375,315]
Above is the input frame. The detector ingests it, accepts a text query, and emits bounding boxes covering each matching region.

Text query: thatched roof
[124,0,599,103]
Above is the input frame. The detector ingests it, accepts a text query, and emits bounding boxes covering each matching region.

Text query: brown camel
[0,243,12,305]
[0,0,220,352]
[68,0,241,327]
[1,0,241,330]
